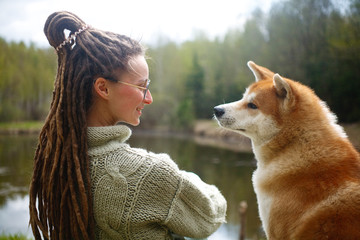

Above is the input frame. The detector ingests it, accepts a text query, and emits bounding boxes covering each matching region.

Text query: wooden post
[239,201,248,240]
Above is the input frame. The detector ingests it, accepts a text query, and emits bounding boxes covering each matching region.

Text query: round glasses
[108,78,151,99]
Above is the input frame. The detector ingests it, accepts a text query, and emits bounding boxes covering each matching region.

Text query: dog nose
[214,107,225,117]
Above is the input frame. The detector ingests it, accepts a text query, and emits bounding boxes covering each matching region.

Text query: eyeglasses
[109,78,151,100]
[118,79,151,99]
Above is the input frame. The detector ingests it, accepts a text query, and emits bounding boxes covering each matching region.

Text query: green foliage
[184,53,206,118]
[264,0,360,122]
[1,0,359,127]
[174,99,195,130]
[0,38,56,122]
[145,0,359,125]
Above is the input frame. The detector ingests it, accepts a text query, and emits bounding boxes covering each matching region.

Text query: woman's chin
[127,119,140,127]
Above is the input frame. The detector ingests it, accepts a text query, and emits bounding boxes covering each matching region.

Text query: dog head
[213,61,297,145]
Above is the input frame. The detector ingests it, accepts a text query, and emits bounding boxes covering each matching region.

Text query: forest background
[0,0,359,131]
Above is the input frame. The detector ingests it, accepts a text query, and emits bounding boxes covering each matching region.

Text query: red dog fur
[214,61,360,240]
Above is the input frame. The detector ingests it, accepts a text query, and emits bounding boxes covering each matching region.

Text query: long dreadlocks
[29,11,144,240]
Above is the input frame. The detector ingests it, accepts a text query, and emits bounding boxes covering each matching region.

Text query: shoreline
[193,120,252,152]
[0,120,359,152]
[0,128,40,135]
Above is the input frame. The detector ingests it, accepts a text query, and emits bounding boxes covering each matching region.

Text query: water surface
[0,133,264,239]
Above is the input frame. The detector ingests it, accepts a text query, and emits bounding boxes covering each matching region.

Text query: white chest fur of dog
[214,61,360,240]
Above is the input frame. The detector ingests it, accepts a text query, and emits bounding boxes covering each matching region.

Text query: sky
[0,0,276,47]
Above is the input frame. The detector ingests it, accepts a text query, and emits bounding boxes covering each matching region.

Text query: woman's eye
[138,83,146,88]
[247,102,258,109]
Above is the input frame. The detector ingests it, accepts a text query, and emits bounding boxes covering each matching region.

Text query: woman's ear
[93,77,109,100]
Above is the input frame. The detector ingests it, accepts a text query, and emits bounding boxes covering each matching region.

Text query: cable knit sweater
[87,125,227,240]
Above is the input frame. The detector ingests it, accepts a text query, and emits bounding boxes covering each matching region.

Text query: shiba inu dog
[214,61,360,240]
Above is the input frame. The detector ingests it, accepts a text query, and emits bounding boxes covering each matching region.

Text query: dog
[214,61,360,240]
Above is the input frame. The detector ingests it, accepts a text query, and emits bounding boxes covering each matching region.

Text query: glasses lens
[143,79,150,99]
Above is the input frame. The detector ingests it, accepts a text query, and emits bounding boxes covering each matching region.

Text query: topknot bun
[44,11,87,50]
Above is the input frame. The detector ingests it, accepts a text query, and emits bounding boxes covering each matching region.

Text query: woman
[29,11,226,240]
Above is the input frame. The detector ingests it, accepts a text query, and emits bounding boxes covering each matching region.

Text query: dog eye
[247,102,258,109]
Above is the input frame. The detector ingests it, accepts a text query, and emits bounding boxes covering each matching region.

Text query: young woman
[29,11,226,240]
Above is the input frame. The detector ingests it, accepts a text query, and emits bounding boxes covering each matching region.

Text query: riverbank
[193,120,252,152]
[193,120,360,152]
[0,121,43,135]
[0,120,359,152]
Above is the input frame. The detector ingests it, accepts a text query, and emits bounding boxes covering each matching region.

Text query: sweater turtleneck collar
[87,125,132,148]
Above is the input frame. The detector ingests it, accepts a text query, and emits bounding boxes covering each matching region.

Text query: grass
[0,121,43,134]
[0,121,43,130]
[0,233,33,240]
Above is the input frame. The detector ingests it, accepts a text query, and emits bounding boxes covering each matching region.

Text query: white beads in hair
[56,25,89,51]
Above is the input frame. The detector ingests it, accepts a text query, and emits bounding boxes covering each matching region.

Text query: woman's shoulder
[127,146,179,171]
[90,142,180,176]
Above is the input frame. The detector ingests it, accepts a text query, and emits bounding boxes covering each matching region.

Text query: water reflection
[0,195,32,237]
[0,133,264,239]
[129,133,263,239]
[0,135,37,237]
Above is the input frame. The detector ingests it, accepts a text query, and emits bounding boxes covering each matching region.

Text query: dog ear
[273,74,295,108]
[247,61,275,82]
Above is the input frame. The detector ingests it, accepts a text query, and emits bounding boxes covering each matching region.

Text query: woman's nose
[144,90,153,104]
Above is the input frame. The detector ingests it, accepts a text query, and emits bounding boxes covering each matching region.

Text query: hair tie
[56,25,89,51]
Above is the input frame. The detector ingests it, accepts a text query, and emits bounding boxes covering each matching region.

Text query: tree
[0,38,56,122]
[184,53,206,118]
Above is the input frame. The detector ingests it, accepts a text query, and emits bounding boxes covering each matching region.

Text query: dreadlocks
[29,11,144,240]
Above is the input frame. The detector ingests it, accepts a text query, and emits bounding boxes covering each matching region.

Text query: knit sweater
[87,125,227,240]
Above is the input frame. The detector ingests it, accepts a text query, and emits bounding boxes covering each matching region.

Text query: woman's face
[105,55,153,126]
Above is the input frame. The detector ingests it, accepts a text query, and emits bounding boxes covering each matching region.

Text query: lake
[0,133,265,239]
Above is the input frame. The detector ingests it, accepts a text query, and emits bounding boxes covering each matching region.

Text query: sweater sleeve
[164,169,227,239]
